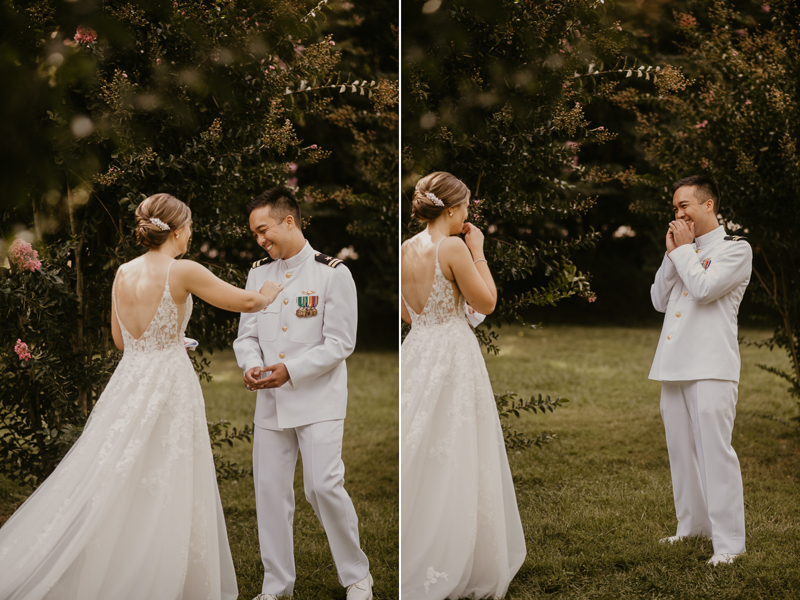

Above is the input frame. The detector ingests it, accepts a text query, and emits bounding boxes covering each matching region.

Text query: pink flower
[287,177,298,188]
[330,41,336,46]
[735,29,746,36]
[310,144,318,149]
[745,100,752,105]
[695,120,708,128]
[588,297,596,303]
[9,239,41,272]
[597,126,605,131]
[617,26,622,31]
[156,58,161,65]
[287,162,298,172]
[74,26,97,45]
[15,339,31,362]
[761,4,770,12]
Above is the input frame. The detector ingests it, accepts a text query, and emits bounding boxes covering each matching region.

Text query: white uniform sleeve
[668,240,753,305]
[233,268,264,373]
[283,265,357,388]
[650,252,680,313]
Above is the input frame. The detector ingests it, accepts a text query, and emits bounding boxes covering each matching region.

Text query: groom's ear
[285,214,296,229]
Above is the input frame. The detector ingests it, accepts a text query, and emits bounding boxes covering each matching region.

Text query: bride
[401,172,526,600]
[0,193,283,600]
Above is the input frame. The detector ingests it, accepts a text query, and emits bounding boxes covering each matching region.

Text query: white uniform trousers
[253,420,369,596]
[660,380,746,555]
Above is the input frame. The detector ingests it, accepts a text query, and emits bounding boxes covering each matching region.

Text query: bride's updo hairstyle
[411,171,471,222]
[134,193,192,248]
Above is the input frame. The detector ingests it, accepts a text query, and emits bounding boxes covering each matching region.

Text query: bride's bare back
[400,232,454,315]
[111,255,282,351]
[114,255,185,340]
[402,226,497,324]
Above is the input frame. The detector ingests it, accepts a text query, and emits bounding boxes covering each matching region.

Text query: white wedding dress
[0,262,238,600]
[401,242,526,600]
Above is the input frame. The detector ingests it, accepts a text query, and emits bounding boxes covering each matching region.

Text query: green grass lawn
[0,349,398,599]
[487,325,800,600]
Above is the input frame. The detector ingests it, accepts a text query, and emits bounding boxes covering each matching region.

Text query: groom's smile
[250,205,291,260]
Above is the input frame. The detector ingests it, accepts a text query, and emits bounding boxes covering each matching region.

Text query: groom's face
[250,205,289,259]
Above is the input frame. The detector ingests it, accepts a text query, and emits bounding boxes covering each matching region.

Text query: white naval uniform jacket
[649,226,753,383]
[233,241,357,429]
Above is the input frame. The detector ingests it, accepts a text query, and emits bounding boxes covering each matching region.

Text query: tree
[402,0,664,446]
[606,0,800,406]
[0,0,397,485]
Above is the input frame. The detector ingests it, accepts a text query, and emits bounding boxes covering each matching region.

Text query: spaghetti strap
[434,237,446,265]
[165,259,176,290]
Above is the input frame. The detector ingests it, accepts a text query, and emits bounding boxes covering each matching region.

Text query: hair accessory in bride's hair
[149,217,170,231]
[424,191,445,207]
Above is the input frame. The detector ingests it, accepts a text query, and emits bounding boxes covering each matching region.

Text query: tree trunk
[67,188,88,414]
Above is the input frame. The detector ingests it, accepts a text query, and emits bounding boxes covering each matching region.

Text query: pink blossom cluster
[74,26,97,45]
[15,339,31,361]
[9,239,42,272]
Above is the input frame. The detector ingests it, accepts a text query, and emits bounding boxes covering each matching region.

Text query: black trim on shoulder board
[724,235,748,242]
[315,252,343,268]
[251,256,274,269]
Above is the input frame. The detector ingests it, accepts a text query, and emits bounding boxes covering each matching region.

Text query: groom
[649,175,752,565]
[233,187,372,600]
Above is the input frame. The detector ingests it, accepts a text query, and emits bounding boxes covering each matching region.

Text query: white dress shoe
[346,573,373,600]
[252,594,279,600]
[659,535,685,544]
[707,553,741,565]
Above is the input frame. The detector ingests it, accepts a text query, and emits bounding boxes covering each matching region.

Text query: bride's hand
[462,223,485,258]
[259,280,283,304]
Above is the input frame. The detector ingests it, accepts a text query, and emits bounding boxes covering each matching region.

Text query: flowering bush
[0,0,397,485]
[14,340,31,361]
[605,0,800,405]
[8,240,41,273]
[403,0,650,447]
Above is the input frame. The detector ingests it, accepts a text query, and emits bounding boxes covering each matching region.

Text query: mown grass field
[0,349,399,599]
[486,325,800,600]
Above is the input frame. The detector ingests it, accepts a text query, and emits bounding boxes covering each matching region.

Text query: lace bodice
[403,240,466,328]
[113,261,193,354]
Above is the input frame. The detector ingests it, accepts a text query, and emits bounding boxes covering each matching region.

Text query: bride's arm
[172,260,281,312]
[441,226,497,315]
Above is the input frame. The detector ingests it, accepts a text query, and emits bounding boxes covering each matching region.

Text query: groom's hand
[243,367,265,391]
[243,364,290,390]
[260,363,290,389]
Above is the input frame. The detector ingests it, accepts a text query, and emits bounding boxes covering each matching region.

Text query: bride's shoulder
[438,235,468,254]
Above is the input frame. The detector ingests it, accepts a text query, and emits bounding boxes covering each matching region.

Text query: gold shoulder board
[314,253,343,268]
[252,257,274,269]
[724,235,748,242]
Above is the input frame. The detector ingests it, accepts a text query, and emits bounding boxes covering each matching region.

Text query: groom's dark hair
[671,174,721,215]
[246,187,302,226]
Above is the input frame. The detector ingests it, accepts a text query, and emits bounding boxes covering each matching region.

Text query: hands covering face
[666,220,695,254]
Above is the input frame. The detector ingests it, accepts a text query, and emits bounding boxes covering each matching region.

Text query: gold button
[279,352,285,359]
[667,335,673,340]
[282,326,287,332]
[283,299,289,305]
[696,249,701,253]
[286,272,292,279]
[683,291,688,297]
[676,312,681,318]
